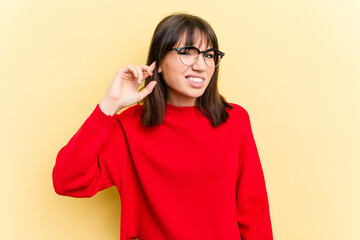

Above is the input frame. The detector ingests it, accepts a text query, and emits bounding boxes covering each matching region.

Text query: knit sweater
[53,102,273,240]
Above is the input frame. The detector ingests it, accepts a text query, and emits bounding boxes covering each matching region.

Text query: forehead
[174,30,212,49]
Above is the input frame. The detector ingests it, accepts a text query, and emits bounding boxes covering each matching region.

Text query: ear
[158,65,162,73]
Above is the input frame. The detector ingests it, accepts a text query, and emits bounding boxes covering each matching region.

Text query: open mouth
[186,76,204,83]
[185,76,206,88]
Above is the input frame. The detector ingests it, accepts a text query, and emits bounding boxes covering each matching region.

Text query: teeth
[187,77,204,83]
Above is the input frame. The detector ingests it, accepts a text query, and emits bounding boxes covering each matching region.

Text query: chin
[187,90,206,99]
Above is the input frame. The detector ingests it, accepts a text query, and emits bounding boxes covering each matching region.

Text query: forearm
[52,104,115,197]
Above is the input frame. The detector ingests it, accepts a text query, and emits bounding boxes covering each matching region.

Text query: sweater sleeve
[236,108,273,240]
[52,104,127,198]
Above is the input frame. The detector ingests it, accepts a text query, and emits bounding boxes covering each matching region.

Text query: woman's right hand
[99,62,157,116]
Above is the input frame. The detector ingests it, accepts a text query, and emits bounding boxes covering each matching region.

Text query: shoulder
[225,103,255,136]
[227,102,251,121]
[115,104,144,123]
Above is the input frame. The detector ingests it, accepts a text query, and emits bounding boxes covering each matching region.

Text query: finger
[140,64,154,77]
[136,65,144,85]
[140,65,151,78]
[125,65,138,79]
[149,61,156,73]
[138,81,157,100]
[142,69,150,79]
[149,61,156,69]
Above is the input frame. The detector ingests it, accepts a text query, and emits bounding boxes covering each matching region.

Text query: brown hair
[141,13,233,127]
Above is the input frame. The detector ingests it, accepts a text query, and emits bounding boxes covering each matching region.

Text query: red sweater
[53,102,273,240]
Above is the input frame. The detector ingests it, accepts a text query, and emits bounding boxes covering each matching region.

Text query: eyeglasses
[170,46,225,68]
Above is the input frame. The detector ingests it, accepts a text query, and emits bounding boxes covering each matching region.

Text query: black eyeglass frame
[170,46,225,68]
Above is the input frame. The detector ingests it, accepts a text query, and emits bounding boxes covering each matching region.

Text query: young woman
[53,13,273,240]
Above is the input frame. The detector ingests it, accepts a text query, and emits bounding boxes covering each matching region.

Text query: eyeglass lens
[178,47,221,67]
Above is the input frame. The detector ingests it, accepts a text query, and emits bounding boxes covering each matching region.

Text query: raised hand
[99,62,157,116]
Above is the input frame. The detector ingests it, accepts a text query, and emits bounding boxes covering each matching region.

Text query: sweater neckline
[165,102,204,120]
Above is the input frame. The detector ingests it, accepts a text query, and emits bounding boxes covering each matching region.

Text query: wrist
[99,98,122,116]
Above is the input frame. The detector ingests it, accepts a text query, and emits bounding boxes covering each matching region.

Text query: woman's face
[158,33,215,107]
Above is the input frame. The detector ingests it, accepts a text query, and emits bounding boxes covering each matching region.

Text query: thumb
[138,81,157,100]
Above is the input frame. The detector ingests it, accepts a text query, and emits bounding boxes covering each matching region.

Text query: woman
[53,13,273,240]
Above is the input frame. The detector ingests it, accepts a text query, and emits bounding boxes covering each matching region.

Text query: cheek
[207,69,215,80]
[162,68,182,87]
[163,62,188,79]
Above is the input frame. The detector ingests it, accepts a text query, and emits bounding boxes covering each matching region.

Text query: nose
[192,53,207,71]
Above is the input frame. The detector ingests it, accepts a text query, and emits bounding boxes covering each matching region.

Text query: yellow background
[1,0,359,239]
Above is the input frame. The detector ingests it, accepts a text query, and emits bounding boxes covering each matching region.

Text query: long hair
[141,13,233,127]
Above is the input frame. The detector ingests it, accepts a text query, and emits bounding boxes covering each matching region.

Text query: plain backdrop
[1,0,359,239]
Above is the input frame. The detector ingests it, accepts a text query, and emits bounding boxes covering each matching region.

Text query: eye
[180,51,191,56]
[204,50,215,59]
[179,47,196,56]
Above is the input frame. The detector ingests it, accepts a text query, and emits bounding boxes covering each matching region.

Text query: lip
[185,74,206,88]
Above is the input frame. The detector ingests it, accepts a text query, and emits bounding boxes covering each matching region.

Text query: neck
[166,96,196,107]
